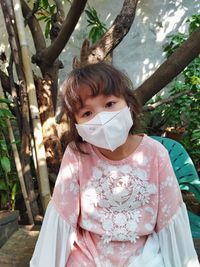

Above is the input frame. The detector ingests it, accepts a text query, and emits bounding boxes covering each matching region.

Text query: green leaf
[0,108,13,118]
[0,180,8,190]
[45,20,51,38]
[37,15,47,21]
[49,5,56,14]
[0,157,11,173]
[85,10,96,21]
[88,27,96,40]
[0,140,8,151]
[0,98,12,104]
[41,0,49,9]
[11,183,18,202]
[87,19,94,26]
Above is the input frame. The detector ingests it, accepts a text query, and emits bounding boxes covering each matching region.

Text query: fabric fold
[30,201,75,267]
[158,203,199,267]
[128,232,164,267]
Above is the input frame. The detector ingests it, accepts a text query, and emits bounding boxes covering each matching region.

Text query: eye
[105,101,116,108]
[82,111,92,118]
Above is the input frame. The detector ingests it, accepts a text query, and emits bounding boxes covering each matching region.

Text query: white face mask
[75,106,133,151]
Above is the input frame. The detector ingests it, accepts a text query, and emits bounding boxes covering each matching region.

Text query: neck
[96,134,143,161]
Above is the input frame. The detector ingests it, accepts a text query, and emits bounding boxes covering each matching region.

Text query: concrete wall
[1,0,200,89]
[58,0,200,88]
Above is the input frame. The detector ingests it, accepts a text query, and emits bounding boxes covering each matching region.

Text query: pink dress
[30,135,199,267]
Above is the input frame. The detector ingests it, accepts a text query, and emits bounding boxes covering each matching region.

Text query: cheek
[118,99,128,109]
[74,114,81,124]
[74,113,91,124]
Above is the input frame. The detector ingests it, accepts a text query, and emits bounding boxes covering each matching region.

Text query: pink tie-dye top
[52,134,183,266]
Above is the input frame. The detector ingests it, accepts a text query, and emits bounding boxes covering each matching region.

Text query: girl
[30,62,199,267]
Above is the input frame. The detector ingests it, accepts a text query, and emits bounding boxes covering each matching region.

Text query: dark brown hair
[61,62,141,152]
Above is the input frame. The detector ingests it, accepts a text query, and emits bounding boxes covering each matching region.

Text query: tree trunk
[13,0,51,211]
[1,0,40,218]
[35,77,63,176]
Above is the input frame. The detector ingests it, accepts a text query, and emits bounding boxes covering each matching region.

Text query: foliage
[27,1,107,44]
[0,98,19,210]
[143,14,200,169]
[28,0,71,38]
[85,5,107,44]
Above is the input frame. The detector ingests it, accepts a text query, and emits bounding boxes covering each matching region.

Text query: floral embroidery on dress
[83,160,157,244]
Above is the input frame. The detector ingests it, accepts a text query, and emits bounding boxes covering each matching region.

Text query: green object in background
[151,136,200,238]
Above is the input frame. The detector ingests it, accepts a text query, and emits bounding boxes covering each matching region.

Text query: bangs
[63,66,124,113]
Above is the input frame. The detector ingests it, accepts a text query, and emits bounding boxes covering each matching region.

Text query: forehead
[73,83,96,111]
[77,84,93,103]
[74,84,124,112]
[67,77,122,113]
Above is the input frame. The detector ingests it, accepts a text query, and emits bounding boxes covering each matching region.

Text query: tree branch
[21,0,46,52]
[54,0,65,18]
[50,0,65,41]
[23,0,40,24]
[134,26,200,105]
[74,0,138,67]
[143,89,191,111]
[0,70,12,95]
[41,0,87,66]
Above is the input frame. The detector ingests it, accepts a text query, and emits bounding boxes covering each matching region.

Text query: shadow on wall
[112,0,200,87]
[57,0,200,89]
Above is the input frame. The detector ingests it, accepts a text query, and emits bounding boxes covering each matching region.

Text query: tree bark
[21,0,46,53]
[14,0,51,211]
[73,0,139,67]
[134,26,200,105]
[18,0,64,177]
[35,77,63,175]
[39,0,87,68]
[50,0,65,41]
[1,0,40,219]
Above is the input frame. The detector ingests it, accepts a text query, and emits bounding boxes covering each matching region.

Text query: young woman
[30,62,199,267]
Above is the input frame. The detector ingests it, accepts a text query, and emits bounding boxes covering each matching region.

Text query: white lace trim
[83,161,157,244]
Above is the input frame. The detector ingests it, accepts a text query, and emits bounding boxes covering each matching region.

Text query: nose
[95,107,105,114]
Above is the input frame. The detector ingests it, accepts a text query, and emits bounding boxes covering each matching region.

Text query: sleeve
[30,201,76,267]
[155,145,200,267]
[158,203,200,267]
[30,144,80,267]
[52,144,80,227]
[155,146,183,232]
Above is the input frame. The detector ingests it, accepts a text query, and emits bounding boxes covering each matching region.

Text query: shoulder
[141,135,170,165]
[143,135,168,153]
[63,141,92,158]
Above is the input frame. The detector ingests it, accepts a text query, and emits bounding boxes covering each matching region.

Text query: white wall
[1,0,200,89]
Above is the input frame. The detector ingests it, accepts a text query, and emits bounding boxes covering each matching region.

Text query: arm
[155,146,199,267]
[30,144,80,267]
[30,201,76,267]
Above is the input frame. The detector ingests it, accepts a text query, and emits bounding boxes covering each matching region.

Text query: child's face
[75,84,127,124]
